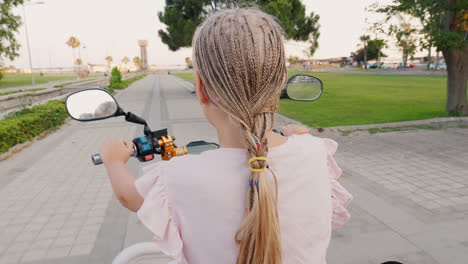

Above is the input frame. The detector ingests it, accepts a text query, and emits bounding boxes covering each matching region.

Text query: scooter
[64,73,323,263]
[65,74,323,165]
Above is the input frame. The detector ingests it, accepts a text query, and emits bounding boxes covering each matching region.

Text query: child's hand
[99,139,134,165]
[281,124,311,136]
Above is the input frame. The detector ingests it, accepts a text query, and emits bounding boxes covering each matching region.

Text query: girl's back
[135,134,351,263]
[100,8,352,264]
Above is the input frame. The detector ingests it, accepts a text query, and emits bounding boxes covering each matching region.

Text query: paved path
[321,128,468,264]
[0,74,158,263]
[1,73,467,264]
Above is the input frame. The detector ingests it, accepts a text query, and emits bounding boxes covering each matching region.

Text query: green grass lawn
[0,74,75,89]
[174,72,195,83]
[53,77,98,88]
[173,71,452,127]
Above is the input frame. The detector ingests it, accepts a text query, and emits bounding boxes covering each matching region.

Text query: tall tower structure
[138,40,149,70]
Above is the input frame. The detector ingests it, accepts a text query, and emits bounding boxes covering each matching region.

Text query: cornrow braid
[192,8,287,264]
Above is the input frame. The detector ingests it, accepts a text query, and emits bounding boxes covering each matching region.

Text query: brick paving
[299,125,468,264]
[0,76,153,263]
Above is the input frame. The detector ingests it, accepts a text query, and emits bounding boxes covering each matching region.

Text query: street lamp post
[22,1,45,86]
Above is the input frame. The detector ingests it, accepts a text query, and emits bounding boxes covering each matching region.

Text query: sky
[7,0,424,70]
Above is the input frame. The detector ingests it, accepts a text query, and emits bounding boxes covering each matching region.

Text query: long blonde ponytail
[192,8,287,264]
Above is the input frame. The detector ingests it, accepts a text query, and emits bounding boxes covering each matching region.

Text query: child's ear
[195,72,210,105]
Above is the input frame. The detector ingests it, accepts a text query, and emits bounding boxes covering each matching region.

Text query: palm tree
[185,57,193,69]
[66,36,81,72]
[105,56,113,71]
[122,56,130,65]
[133,56,142,70]
[373,39,387,65]
[287,56,300,64]
[360,35,370,69]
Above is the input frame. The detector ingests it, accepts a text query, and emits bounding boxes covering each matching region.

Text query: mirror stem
[144,125,152,136]
[125,112,147,126]
[115,107,126,117]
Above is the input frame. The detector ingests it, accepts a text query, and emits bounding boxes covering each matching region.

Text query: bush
[111,82,126,90]
[109,67,123,89]
[105,87,115,94]
[0,100,68,154]
[122,74,147,87]
[108,73,147,90]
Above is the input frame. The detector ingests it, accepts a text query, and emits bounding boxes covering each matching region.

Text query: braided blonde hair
[193,8,287,264]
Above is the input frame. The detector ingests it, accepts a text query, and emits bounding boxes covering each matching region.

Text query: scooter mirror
[66,88,119,121]
[281,74,323,101]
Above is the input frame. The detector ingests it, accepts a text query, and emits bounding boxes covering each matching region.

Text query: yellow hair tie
[250,168,264,172]
[249,157,267,172]
[249,157,267,164]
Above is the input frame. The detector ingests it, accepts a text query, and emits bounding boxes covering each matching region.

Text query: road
[0,73,467,264]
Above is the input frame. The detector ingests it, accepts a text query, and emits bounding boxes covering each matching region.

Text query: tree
[185,57,193,69]
[374,39,387,64]
[158,0,320,54]
[287,56,300,64]
[75,58,82,65]
[105,56,113,70]
[66,36,81,72]
[351,39,387,62]
[389,13,419,67]
[360,35,370,69]
[122,56,130,64]
[0,0,24,61]
[375,0,468,115]
[133,56,142,70]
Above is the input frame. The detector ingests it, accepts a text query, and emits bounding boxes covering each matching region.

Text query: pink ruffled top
[135,134,352,264]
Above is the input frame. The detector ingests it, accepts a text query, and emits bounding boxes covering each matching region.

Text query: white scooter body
[112,242,177,264]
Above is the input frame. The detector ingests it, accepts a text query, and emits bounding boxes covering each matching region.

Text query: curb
[171,76,195,93]
[275,113,303,126]
[327,116,468,131]
[275,114,468,133]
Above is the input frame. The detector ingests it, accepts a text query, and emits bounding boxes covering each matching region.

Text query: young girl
[100,8,352,264]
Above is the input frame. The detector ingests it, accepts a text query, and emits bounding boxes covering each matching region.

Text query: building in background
[138,40,149,70]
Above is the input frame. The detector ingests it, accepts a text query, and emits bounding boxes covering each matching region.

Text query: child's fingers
[123,140,134,153]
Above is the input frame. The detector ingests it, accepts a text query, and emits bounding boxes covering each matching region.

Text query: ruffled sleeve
[135,161,187,264]
[323,138,353,229]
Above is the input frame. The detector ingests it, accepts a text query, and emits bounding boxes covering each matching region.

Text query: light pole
[22,1,45,86]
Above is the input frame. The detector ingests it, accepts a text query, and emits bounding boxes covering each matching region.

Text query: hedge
[109,73,147,90]
[0,100,68,154]
[0,74,147,154]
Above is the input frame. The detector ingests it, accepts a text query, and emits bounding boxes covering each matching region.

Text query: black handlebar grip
[91,153,103,165]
